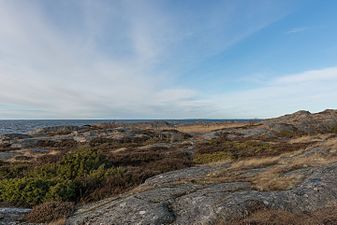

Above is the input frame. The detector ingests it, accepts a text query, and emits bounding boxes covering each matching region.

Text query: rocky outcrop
[263,109,337,134]
[28,125,90,137]
[67,135,337,225]
[0,134,31,149]
[0,123,193,164]
[3,109,337,224]
[219,110,337,139]
[68,160,337,224]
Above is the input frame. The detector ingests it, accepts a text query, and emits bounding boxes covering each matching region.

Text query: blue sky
[0,0,337,119]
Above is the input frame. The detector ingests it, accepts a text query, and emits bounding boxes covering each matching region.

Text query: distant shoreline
[0,119,261,135]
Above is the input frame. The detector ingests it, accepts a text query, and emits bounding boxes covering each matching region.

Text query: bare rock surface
[67,160,337,225]
[219,109,337,139]
[67,136,337,225]
[0,208,31,225]
[28,125,89,137]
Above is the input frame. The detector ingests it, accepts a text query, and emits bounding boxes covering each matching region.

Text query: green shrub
[0,145,194,206]
[45,179,77,202]
[57,148,110,179]
[0,177,50,206]
[0,162,30,179]
[0,148,124,206]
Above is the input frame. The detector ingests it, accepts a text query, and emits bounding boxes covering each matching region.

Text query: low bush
[109,151,163,166]
[25,201,74,223]
[194,139,272,164]
[0,162,30,179]
[0,145,193,207]
[0,148,126,206]
[194,138,308,164]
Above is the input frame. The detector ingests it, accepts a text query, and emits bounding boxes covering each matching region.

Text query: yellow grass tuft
[48,218,66,225]
[252,168,304,191]
[230,156,280,170]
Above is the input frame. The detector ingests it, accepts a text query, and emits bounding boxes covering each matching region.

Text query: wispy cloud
[286,26,308,34]
[0,0,294,119]
[207,67,337,118]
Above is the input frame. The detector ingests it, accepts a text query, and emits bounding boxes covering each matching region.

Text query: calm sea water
[0,119,257,135]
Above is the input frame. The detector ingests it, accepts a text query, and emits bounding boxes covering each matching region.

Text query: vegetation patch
[230,156,280,170]
[0,142,193,208]
[252,171,304,191]
[193,151,231,164]
[0,147,128,206]
[0,161,30,179]
[25,201,74,223]
[194,137,308,164]
[330,126,337,134]
[277,129,297,138]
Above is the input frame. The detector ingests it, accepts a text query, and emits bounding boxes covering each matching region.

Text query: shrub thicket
[0,142,193,208]
[0,148,127,206]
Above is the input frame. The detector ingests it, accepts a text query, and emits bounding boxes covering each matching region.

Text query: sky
[1,0,337,119]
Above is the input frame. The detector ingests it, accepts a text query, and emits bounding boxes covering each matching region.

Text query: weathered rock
[0,134,31,140]
[67,136,337,225]
[10,137,77,149]
[158,130,192,143]
[0,134,31,149]
[68,160,337,225]
[4,110,337,225]
[263,109,337,135]
[0,208,31,225]
[219,109,337,139]
[28,125,88,137]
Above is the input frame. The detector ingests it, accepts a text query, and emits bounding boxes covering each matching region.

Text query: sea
[0,119,258,135]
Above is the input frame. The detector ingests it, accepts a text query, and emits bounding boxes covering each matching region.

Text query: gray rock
[28,126,85,137]
[218,109,337,139]
[68,160,337,225]
[0,134,31,149]
[0,208,31,225]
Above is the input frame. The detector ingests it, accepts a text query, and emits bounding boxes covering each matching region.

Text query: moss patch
[194,138,308,164]
[193,151,231,164]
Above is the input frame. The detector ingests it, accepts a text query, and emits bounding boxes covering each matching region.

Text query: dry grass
[48,218,66,225]
[176,122,249,134]
[231,156,280,170]
[6,148,62,163]
[250,151,337,191]
[202,167,304,192]
[25,201,74,223]
[289,134,328,144]
[290,155,337,168]
[204,140,337,191]
[251,168,304,191]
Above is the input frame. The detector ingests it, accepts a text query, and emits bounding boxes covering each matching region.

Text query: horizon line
[0,118,262,121]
